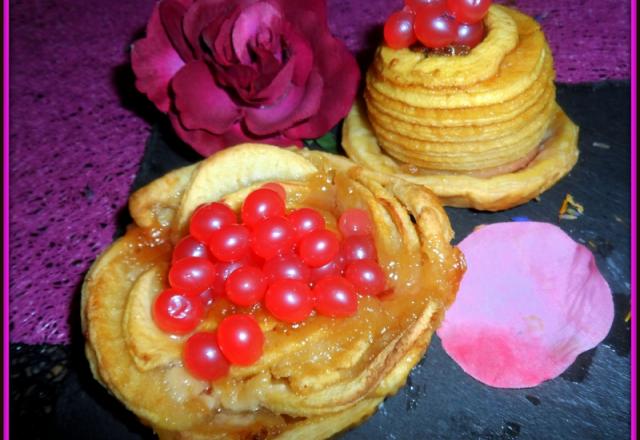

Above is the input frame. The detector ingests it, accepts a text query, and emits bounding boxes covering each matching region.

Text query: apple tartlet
[82,144,464,439]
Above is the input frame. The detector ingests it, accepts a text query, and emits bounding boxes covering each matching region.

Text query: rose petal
[282,23,314,87]
[172,61,240,133]
[232,2,282,65]
[280,1,360,139]
[132,3,187,112]
[202,14,235,65]
[437,222,614,389]
[249,56,294,105]
[243,85,302,135]
[283,70,323,131]
[169,114,301,157]
[158,0,195,61]
[274,0,328,36]
[183,0,250,59]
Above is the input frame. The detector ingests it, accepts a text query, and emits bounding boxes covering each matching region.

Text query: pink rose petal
[182,0,230,59]
[172,61,240,134]
[437,222,614,389]
[249,55,295,105]
[283,24,314,87]
[282,70,324,130]
[232,2,281,65]
[158,0,195,61]
[244,83,305,135]
[284,30,359,139]
[131,2,187,112]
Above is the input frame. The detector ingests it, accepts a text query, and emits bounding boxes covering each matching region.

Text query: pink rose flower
[132,0,360,155]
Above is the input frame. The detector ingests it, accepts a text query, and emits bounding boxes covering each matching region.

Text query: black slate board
[10,82,632,439]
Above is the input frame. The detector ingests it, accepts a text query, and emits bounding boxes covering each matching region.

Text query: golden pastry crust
[82,144,464,439]
[342,100,579,211]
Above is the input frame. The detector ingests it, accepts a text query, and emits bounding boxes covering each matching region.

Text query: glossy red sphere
[183,332,230,381]
[297,229,340,268]
[153,289,204,335]
[405,0,447,15]
[313,276,358,317]
[168,257,216,294]
[264,279,314,323]
[345,260,387,296]
[217,314,264,366]
[172,235,213,262]
[287,208,325,241]
[263,254,311,284]
[241,188,286,226]
[261,182,286,201]
[341,235,377,263]
[210,252,262,297]
[447,0,491,24]
[414,9,456,48]
[250,216,296,260]
[208,224,251,262]
[454,20,485,47]
[309,253,346,285]
[189,202,236,242]
[338,208,373,237]
[384,10,417,49]
[225,266,267,307]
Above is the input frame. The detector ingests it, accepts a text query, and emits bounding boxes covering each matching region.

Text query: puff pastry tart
[343,5,579,211]
[82,144,464,439]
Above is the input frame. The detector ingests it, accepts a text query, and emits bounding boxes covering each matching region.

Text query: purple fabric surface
[9,0,631,344]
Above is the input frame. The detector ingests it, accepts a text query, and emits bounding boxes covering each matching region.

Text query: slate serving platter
[10,82,632,439]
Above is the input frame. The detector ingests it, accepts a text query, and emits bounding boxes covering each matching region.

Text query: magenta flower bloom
[132,0,360,155]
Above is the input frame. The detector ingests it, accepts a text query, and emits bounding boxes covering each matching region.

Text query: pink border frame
[0,1,637,439]
[3,0,10,437]
[630,0,637,438]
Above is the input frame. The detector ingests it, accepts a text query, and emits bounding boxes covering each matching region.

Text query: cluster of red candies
[152,183,386,381]
[384,0,491,50]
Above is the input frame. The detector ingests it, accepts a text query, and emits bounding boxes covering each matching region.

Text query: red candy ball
[241,188,285,226]
[264,279,314,323]
[189,202,236,242]
[338,208,373,237]
[261,182,286,201]
[454,20,485,47]
[173,235,213,262]
[183,332,230,381]
[263,254,311,284]
[288,208,325,241]
[341,235,377,263]
[345,260,387,296]
[211,260,245,297]
[405,0,447,15]
[447,0,491,24]
[217,314,264,366]
[153,289,204,335]
[250,216,296,260]
[297,229,340,268]
[384,10,417,49]
[168,257,216,294]
[309,253,346,285]
[208,224,251,262]
[414,9,456,48]
[313,276,358,317]
[225,266,267,307]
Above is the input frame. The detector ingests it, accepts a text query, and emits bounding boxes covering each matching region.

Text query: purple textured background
[9,0,631,344]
